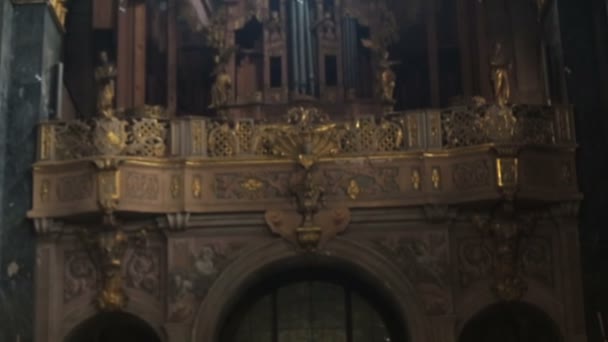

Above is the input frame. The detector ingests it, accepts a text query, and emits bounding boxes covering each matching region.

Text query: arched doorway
[220,268,407,342]
[65,311,162,342]
[459,302,561,342]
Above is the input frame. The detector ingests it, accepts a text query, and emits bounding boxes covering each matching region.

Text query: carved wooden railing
[36,104,576,162]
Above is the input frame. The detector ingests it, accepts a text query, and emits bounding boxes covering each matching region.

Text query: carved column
[33,219,62,342]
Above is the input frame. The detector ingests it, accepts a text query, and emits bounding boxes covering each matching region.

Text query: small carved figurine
[380,68,396,102]
[210,67,232,109]
[362,39,399,103]
[95,51,117,118]
[490,43,511,107]
[265,10,282,41]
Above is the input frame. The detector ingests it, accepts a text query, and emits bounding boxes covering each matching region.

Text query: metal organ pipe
[304,1,315,95]
[290,0,300,94]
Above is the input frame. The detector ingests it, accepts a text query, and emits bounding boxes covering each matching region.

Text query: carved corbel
[165,213,191,231]
[265,207,351,250]
[473,205,535,301]
[33,218,63,236]
[263,107,349,250]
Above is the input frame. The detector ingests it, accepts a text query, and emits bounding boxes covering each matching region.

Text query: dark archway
[459,302,561,342]
[65,311,162,342]
[220,266,408,342]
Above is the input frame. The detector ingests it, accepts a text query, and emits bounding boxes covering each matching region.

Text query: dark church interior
[0,0,608,341]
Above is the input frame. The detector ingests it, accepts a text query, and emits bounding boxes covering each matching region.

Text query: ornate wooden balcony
[28,104,580,223]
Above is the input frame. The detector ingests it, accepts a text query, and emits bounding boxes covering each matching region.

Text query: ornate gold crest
[93,118,127,155]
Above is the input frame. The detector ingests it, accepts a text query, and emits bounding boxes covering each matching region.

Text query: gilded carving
[240,178,264,192]
[496,158,518,188]
[411,168,421,191]
[42,105,568,161]
[124,119,167,157]
[171,175,181,199]
[125,248,160,298]
[208,122,238,157]
[125,172,159,201]
[452,160,491,190]
[79,226,149,312]
[490,43,511,107]
[192,175,202,199]
[56,175,94,202]
[95,51,117,118]
[347,179,361,200]
[97,170,119,212]
[64,250,97,303]
[50,0,68,27]
[93,118,127,155]
[431,167,441,190]
[214,172,290,200]
[323,165,401,199]
[375,233,451,315]
[168,241,242,322]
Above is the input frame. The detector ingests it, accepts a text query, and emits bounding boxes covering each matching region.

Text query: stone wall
[0,2,62,341]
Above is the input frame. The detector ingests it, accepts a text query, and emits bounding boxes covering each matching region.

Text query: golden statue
[210,65,232,109]
[362,39,399,103]
[95,51,117,118]
[380,67,396,102]
[490,43,511,107]
[208,41,237,110]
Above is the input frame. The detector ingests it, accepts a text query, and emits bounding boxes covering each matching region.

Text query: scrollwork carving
[375,233,451,315]
[214,172,291,200]
[125,248,160,298]
[64,250,97,303]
